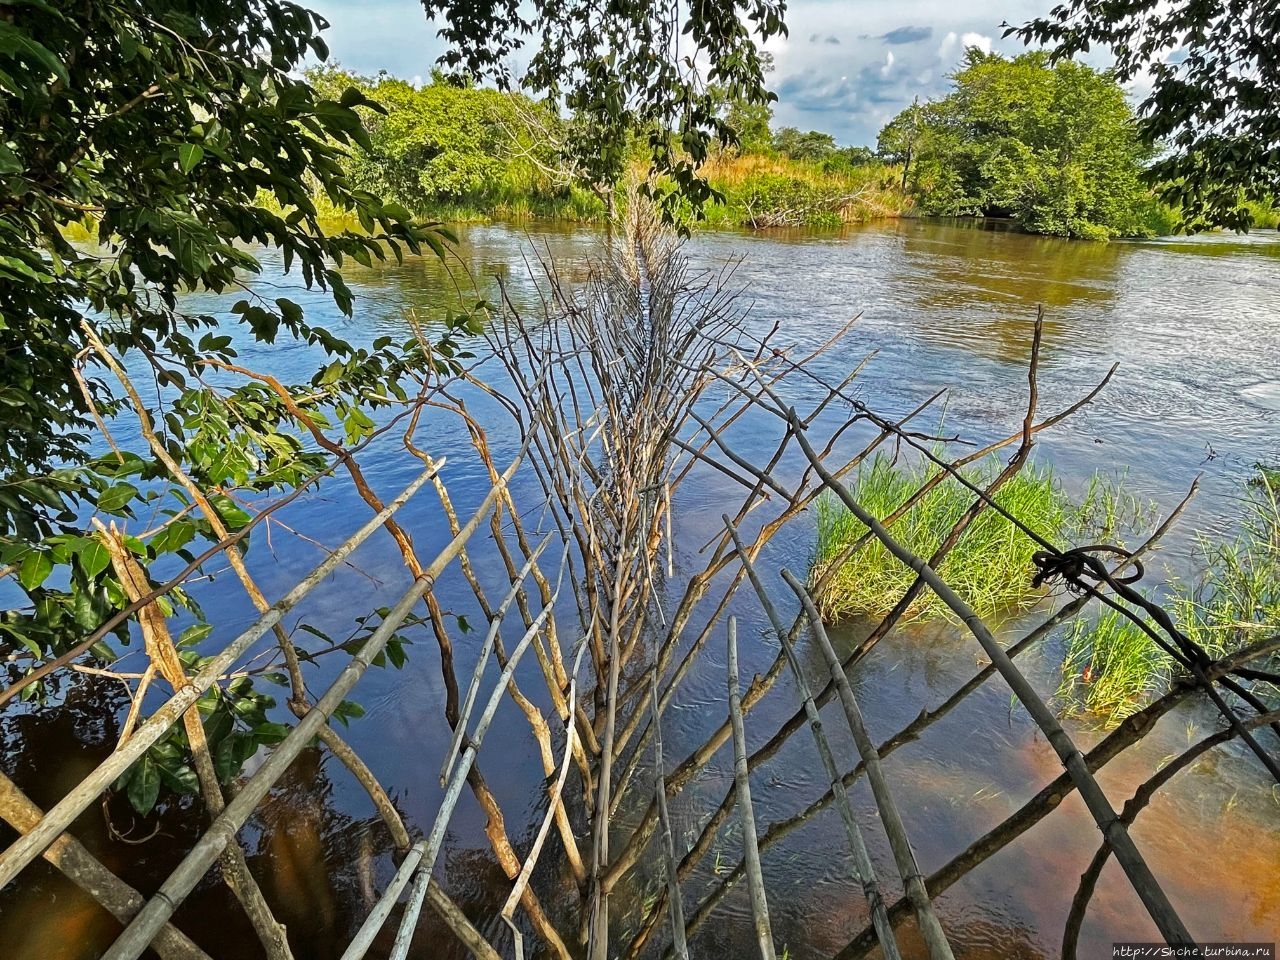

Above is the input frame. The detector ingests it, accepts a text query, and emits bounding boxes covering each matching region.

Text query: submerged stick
[0,464,440,892]
[727,518,901,959]
[727,616,777,960]
[782,569,955,960]
[101,525,293,960]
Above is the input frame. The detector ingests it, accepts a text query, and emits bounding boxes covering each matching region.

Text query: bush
[879,51,1153,239]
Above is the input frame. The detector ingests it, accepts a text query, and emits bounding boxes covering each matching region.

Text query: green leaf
[157,762,199,794]
[150,519,195,556]
[275,298,303,327]
[178,622,213,647]
[209,494,252,530]
[331,699,365,728]
[253,721,290,744]
[97,482,140,515]
[0,25,70,85]
[177,143,205,174]
[0,143,21,175]
[17,550,53,590]
[126,755,161,814]
[77,539,111,579]
[203,707,233,747]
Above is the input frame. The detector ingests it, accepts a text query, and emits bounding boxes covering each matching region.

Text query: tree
[0,1,466,796]
[421,0,785,217]
[772,127,838,161]
[708,51,775,154]
[308,67,555,209]
[880,50,1153,238]
[1007,1,1280,231]
[877,98,926,190]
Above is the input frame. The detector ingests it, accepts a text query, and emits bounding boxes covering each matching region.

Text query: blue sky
[306,0,1104,146]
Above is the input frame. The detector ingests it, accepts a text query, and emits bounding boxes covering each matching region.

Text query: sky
[306,0,1108,146]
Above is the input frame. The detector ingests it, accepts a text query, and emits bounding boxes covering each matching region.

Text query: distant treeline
[300,61,1275,238]
[300,66,908,229]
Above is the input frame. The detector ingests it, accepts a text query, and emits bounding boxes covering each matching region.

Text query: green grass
[1061,466,1280,727]
[1058,608,1169,727]
[1140,195,1280,236]
[1173,475,1280,661]
[810,453,1069,622]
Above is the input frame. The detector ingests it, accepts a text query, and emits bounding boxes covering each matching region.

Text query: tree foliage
[772,127,838,162]
[707,50,775,155]
[1007,0,1280,231]
[881,50,1153,239]
[305,66,602,216]
[420,0,785,217]
[0,1,467,805]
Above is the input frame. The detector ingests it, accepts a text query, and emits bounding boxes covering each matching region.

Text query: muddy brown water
[2,218,1278,958]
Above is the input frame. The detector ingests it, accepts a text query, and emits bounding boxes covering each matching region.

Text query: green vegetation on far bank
[294,66,908,231]
[879,49,1279,240]
[879,51,1154,240]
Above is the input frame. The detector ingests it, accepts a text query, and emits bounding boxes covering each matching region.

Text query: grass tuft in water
[1058,608,1169,727]
[810,453,1069,622]
[1173,474,1280,661]
[1063,466,1280,727]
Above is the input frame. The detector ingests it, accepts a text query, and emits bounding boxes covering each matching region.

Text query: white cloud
[880,50,895,77]
[960,31,993,54]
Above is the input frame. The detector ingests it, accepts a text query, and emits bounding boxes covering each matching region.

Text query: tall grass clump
[699,154,910,230]
[1173,475,1280,661]
[1061,468,1280,727]
[1058,608,1169,727]
[810,453,1068,622]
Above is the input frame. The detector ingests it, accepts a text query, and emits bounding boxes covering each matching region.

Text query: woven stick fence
[2,198,1277,960]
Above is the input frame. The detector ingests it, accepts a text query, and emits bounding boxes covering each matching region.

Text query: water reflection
[5,219,1280,959]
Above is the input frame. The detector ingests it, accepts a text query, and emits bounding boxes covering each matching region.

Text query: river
[2,218,1278,959]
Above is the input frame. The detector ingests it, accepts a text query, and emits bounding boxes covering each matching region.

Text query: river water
[2,218,1278,959]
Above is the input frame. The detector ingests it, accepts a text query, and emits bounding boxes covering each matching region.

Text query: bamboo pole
[1062,706,1280,959]
[97,450,521,960]
[726,519,902,960]
[0,772,212,960]
[388,570,562,960]
[440,539,550,786]
[618,351,1134,949]
[782,569,955,960]
[834,644,1280,960]
[0,463,441,892]
[783,417,1195,947]
[502,641,588,960]
[100,525,293,960]
[727,616,777,960]
[650,661,690,960]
